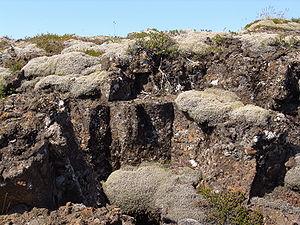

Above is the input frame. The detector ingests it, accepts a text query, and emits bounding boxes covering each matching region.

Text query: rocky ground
[0,19,300,224]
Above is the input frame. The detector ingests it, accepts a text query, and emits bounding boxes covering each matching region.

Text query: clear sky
[0,0,299,39]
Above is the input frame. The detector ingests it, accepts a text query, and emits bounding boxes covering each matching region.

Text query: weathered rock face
[0,25,300,224]
[110,100,174,168]
[0,94,100,211]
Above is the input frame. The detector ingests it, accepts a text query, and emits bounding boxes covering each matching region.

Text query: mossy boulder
[175,88,270,126]
[22,52,100,78]
[244,19,300,31]
[103,164,205,224]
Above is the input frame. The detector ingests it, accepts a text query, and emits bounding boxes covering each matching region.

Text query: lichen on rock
[175,88,270,126]
[103,163,205,224]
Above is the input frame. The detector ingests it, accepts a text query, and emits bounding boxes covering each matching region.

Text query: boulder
[175,88,270,126]
[34,71,107,99]
[33,68,136,100]
[22,52,100,78]
[285,166,300,191]
[103,164,205,224]
[61,39,104,54]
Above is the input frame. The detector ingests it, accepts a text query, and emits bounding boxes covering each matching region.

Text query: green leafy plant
[26,33,75,55]
[128,31,178,58]
[82,49,104,57]
[199,188,263,225]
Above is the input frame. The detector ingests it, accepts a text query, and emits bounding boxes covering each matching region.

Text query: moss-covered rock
[175,88,270,126]
[103,163,205,224]
[22,52,100,79]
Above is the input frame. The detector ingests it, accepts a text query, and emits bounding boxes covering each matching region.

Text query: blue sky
[0,0,299,39]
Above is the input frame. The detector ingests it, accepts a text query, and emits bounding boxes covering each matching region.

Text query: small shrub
[127,32,150,39]
[0,83,14,99]
[4,60,26,72]
[82,49,104,57]
[258,6,288,19]
[211,34,230,47]
[128,32,178,58]
[26,33,75,55]
[199,188,263,225]
[199,29,213,32]
[291,18,300,23]
[168,29,181,36]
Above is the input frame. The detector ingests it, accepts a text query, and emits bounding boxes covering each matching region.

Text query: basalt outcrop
[0,19,300,224]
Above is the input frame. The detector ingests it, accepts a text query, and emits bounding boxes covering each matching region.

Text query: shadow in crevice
[249,142,300,198]
[136,105,159,147]
[87,105,112,205]
[50,109,100,208]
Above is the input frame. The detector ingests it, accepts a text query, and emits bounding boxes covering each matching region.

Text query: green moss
[271,18,290,24]
[244,19,262,29]
[26,33,75,55]
[199,189,263,225]
[4,60,26,72]
[82,49,104,57]
[252,24,287,31]
[128,31,178,58]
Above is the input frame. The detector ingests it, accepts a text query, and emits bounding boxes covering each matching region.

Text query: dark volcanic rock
[0,94,99,211]
[0,28,300,224]
[0,202,135,225]
[110,100,174,168]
